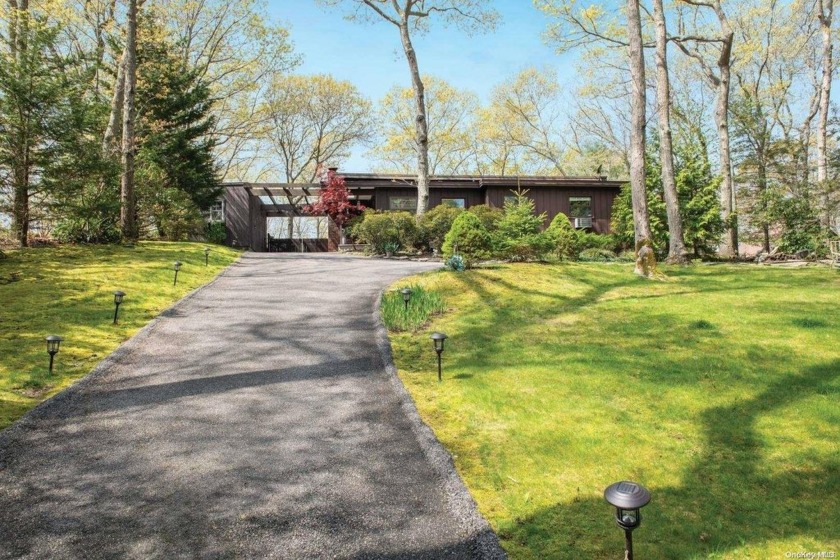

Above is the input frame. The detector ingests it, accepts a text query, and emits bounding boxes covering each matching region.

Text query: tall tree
[730,0,798,253]
[321,0,498,215]
[372,76,477,175]
[262,74,373,184]
[135,30,221,238]
[674,0,737,258]
[817,0,833,226]
[155,0,299,181]
[653,0,687,262]
[1,2,111,245]
[537,0,632,175]
[119,0,138,240]
[7,0,30,246]
[627,0,654,275]
[481,68,568,176]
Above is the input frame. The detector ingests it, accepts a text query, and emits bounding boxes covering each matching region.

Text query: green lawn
[0,242,240,429]
[386,263,840,559]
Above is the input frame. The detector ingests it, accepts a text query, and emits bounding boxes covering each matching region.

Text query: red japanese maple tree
[304,169,364,227]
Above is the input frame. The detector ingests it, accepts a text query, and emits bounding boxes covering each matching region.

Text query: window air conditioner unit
[574,217,593,229]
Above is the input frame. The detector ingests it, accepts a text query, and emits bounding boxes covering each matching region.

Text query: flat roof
[225,173,625,192]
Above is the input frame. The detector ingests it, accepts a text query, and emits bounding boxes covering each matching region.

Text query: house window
[389,197,417,211]
[203,200,224,223]
[441,198,466,209]
[569,197,592,218]
[504,195,517,205]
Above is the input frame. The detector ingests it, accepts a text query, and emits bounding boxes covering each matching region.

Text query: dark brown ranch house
[221,171,624,252]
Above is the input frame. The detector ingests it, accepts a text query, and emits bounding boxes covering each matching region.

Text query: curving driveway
[0,253,502,559]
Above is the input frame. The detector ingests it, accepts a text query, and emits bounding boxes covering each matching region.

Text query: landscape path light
[173,261,182,286]
[204,247,210,266]
[604,480,651,560]
[401,288,412,311]
[430,332,447,382]
[113,291,125,325]
[45,335,62,375]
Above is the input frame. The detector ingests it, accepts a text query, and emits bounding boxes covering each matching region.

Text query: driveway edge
[372,289,508,560]
[0,252,245,450]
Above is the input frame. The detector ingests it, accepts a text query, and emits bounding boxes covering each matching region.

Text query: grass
[381,284,447,332]
[385,263,840,559]
[0,241,240,429]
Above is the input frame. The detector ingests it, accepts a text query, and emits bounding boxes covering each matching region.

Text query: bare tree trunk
[398,22,430,215]
[10,0,30,247]
[756,145,771,253]
[628,0,654,276]
[653,0,686,263]
[103,52,126,154]
[716,69,736,257]
[817,0,833,226]
[715,14,737,259]
[120,0,138,240]
[676,2,737,258]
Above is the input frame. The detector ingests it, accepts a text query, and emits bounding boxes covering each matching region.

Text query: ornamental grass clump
[381,285,446,332]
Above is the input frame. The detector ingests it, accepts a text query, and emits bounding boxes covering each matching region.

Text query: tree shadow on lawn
[426,267,840,557]
[497,359,840,559]
[442,265,836,374]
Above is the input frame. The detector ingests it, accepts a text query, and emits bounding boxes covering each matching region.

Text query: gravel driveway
[0,253,501,559]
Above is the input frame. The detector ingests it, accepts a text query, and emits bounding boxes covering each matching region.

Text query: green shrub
[442,212,493,266]
[498,190,545,239]
[343,213,365,242]
[495,190,553,261]
[545,213,580,259]
[381,285,446,332]
[502,233,557,262]
[53,217,121,244]
[468,204,504,231]
[353,210,399,253]
[204,222,227,244]
[577,231,617,252]
[155,209,205,241]
[353,210,418,254]
[390,211,420,250]
[578,248,619,262]
[767,194,826,257]
[418,205,463,253]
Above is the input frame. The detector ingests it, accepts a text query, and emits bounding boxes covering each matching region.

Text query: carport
[223,183,346,252]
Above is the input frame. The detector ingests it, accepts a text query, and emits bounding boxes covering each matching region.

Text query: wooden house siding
[222,174,624,251]
[223,186,252,248]
[485,186,620,233]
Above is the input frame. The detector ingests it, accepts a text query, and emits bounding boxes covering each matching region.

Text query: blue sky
[266,0,578,170]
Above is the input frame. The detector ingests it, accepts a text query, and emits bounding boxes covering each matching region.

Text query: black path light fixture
[173,261,182,286]
[45,335,63,375]
[113,291,125,325]
[204,246,210,266]
[604,480,651,560]
[430,332,447,382]
[401,288,412,311]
